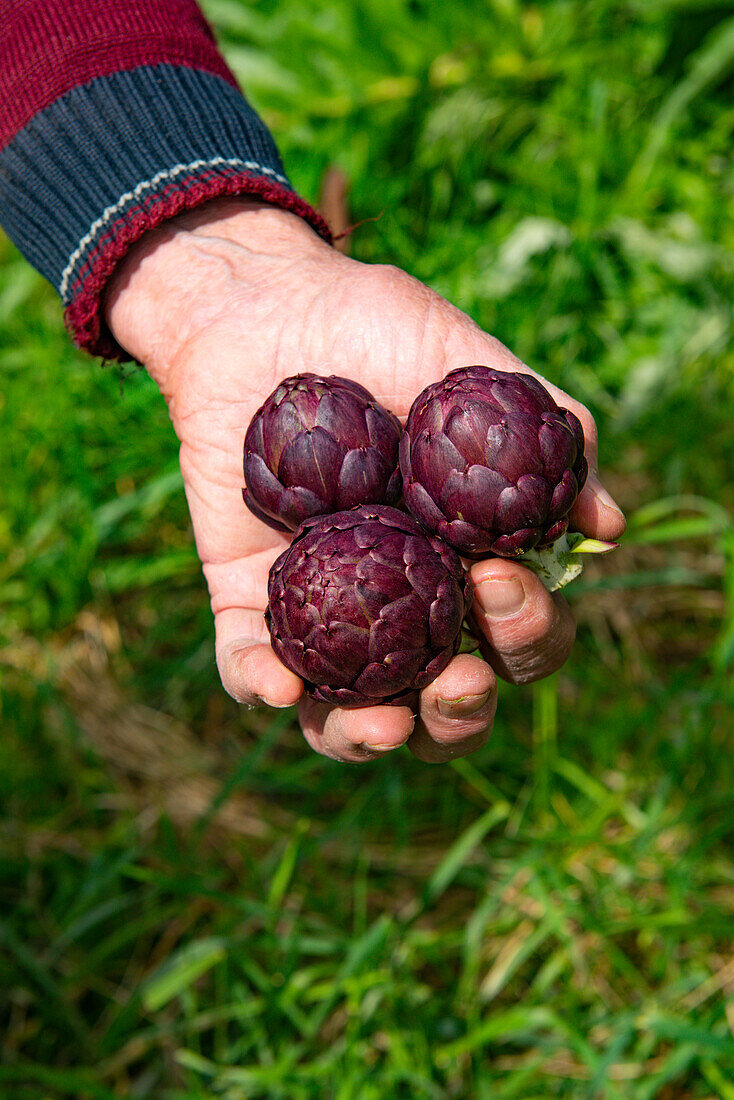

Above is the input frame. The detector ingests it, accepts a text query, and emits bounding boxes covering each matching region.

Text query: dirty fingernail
[477,577,526,619]
[437,690,492,718]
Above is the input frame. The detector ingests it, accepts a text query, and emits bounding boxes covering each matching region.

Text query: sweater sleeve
[0,0,332,359]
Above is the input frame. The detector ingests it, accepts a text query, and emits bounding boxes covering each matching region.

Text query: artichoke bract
[243,374,402,532]
[400,366,588,559]
[266,505,471,708]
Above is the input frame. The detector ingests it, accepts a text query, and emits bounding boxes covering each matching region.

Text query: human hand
[106,198,625,763]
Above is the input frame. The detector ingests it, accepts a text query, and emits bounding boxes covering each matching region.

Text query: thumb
[571,469,626,542]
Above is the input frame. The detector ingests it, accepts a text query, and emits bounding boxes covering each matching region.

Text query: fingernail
[363,742,402,753]
[594,484,624,518]
[477,576,526,619]
[437,690,492,718]
[259,696,294,709]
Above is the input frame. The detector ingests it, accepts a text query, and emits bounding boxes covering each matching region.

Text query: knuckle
[488,597,576,684]
[372,262,428,304]
[434,717,494,745]
[526,598,561,645]
[375,261,412,285]
[410,725,493,763]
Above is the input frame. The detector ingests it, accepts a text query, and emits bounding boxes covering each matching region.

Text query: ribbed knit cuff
[0,65,331,359]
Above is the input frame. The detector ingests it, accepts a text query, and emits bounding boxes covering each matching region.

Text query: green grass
[1,1,733,1096]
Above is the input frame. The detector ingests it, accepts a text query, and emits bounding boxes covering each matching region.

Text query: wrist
[163,196,329,253]
[105,197,330,383]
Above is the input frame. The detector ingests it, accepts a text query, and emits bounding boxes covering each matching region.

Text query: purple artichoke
[243,374,402,532]
[266,505,471,708]
[400,366,588,558]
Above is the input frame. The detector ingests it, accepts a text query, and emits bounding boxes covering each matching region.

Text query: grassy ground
[1,1,734,1096]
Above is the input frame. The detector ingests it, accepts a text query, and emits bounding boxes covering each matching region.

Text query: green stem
[521,531,619,592]
[533,674,558,816]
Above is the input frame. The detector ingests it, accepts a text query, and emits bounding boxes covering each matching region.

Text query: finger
[298,696,415,762]
[408,654,497,764]
[571,470,626,542]
[215,607,303,707]
[468,557,576,684]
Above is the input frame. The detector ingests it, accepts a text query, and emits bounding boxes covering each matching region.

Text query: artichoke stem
[520,532,618,592]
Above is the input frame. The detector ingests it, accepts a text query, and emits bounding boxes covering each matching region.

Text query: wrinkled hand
[106,199,625,763]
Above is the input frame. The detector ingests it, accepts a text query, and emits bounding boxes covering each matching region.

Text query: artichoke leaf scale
[353,520,389,550]
[514,473,553,526]
[562,409,586,456]
[442,406,492,468]
[241,482,292,533]
[495,483,536,534]
[404,554,446,604]
[365,403,401,448]
[244,414,266,464]
[443,464,509,529]
[444,517,490,556]
[336,448,393,510]
[316,390,371,447]
[429,581,465,648]
[369,593,429,656]
[321,584,371,630]
[278,427,345,500]
[277,485,325,530]
[548,469,579,524]
[411,428,465,489]
[243,452,284,512]
[354,649,425,697]
[491,528,541,556]
[488,414,545,480]
[403,479,447,533]
[263,401,308,467]
[301,644,354,688]
[353,579,388,623]
[415,646,454,688]
[306,621,370,681]
[539,418,577,481]
[368,532,413,570]
[355,559,411,596]
[283,589,320,638]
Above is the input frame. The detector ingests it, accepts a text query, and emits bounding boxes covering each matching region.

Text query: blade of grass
[533,674,558,816]
[434,1005,558,1065]
[423,802,510,906]
[142,937,227,1013]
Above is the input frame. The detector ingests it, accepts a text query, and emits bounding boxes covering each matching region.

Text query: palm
[166,254,519,643]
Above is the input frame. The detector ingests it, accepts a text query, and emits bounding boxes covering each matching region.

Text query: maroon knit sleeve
[0,0,238,147]
[0,0,332,359]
